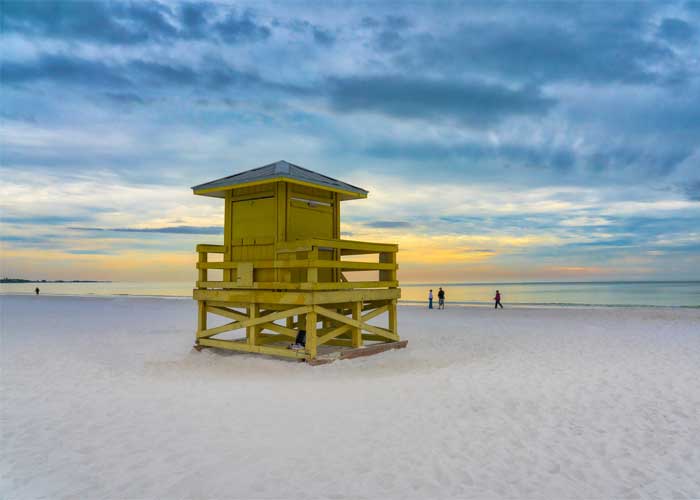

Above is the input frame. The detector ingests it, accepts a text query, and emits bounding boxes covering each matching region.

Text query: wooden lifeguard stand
[192,161,404,363]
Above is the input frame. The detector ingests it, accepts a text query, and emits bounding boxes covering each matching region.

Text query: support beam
[317,324,352,346]
[197,338,307,360]
[261,321,297,339]
[361,304,389,323]
[352,301,362,348]
[197,301,207,338]
[257,333,292,346]
[313,304,398,341]
[206,305,248,322]
[194,288,400,305]
[389,299,398,338]
[202,305,311,337]
[247,304,259,346]
[305,310,318,358]
[197,319,244,339]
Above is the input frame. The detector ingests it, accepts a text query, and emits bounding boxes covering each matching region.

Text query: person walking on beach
[35,287,40,295]
[494,290,503,309]
[428,289,434,309]
[438,287,445,309]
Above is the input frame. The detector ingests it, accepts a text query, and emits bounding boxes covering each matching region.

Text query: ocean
[2,280,699,308]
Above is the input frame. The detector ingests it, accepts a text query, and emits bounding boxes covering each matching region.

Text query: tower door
[231,196,276,282]
[287,199,335,282]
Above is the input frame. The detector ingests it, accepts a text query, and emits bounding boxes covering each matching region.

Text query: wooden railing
[196,238,398,291]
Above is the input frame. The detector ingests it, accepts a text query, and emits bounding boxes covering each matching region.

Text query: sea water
[400,281,700,308]
[2,280,699,308]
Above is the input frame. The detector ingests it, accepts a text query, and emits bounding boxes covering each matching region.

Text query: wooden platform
[194,237,401,361]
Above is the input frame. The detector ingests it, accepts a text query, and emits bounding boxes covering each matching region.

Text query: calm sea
[2,281,699,308]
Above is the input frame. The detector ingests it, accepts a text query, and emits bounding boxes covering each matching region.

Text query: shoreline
[1,292,698,310]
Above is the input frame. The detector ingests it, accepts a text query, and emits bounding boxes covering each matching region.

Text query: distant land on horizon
[1,278,112,284]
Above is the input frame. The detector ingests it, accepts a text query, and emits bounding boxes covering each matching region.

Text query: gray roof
[192,160,368,199]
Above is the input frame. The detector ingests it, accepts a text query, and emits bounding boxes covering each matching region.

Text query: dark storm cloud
[103,92,146,105]
[684,180,700,201]
[1,52,292,96]
[328,76,554,126]
[66,249,114,255]
[657,18,696,43]
[360,135,694,180]
[2,54,129,87]
[285,19,335,46]
[361,15,411,52]
[312,27,335,46]
[2,1,271,45]
[2,215,93,225]
[71,226,223,235]
[361,138,577,173]
[587,148,692,177]
[1,1,175,44]
[398,5,681,86]
[0,235,52,244]
[361,15,411,30]
[214,10,271,43]
[375,30,404,52]
[180,2,214,38]
[364,221,413,228]
[129,60,199,86]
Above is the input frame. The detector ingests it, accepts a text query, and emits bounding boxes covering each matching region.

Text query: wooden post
[276,182,287,283]
[305,310,317,358]
[198,250,208,286]
[197,300,207,340]
[379,251,396,283]
[247,304,259,346]
[307,246,318,284]
[351,301,362,348]
[333,192,340,283]
[389,299,398,339]
[224,191,232,282]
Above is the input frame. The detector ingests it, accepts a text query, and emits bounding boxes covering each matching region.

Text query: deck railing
[196,238,398,291]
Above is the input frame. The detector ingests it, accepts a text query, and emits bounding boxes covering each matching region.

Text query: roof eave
[192,176,367,200]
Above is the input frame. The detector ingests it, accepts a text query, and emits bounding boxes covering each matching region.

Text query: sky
[1,1,699,283]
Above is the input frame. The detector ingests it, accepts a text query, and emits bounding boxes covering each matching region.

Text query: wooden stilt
[351,301,362,348]
[197,300,207,342]
[247,304,258,346]
[305,310,317,358]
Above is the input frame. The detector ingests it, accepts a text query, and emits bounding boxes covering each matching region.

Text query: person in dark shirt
[437,287,445,309]
[35,287,40,295]
[494,290,503,309]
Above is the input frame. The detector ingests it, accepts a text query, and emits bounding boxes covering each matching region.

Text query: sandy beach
[1,294,699,499]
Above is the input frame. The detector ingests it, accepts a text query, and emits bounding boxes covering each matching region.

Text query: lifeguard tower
[191,161,405,364]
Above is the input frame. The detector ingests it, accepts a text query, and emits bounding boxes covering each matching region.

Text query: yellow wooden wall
[224,181,340,284]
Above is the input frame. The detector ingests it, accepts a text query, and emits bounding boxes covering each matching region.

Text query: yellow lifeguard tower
[191,161,405,364]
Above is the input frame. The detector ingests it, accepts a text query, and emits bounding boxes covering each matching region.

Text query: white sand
[1,295,699,499]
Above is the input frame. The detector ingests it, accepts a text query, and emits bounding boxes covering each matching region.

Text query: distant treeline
[1,278,111,283]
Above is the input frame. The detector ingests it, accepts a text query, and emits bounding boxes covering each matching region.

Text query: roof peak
[272,160,291,174]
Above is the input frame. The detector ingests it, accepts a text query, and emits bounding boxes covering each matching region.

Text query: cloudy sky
[1,1,699,282]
